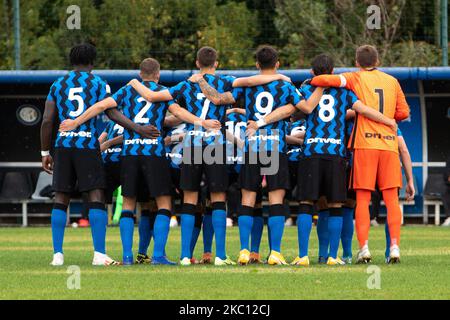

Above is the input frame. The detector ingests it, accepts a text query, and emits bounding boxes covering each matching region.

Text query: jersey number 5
[68,87,84,117]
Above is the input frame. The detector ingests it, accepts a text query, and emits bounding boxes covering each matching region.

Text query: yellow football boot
[291,256,310,266]
[238,249,250,265]
[326,257,346,265]
[267,250,288,265]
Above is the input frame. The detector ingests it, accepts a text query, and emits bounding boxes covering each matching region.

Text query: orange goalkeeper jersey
[310,69,410,153]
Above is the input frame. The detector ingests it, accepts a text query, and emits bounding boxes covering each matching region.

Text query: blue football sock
[328,212,343,259]
[297,213,313,258]
[267,222,272,251]
[268,216,285,253]
[238,206,254,251]
[180,204,196,259]
[385,221,391,258]
[268,204,285,253]
[251,216,264,253]
[51,204,67,254]
[89,203,108,254]
[190,226,201,257]
[317,211,330,258]
[138,215,151,255]
[341,207,354,258]
[202,213,214,253]
[212,203,227,259]
[153,211,170,258]
[119,210,134,259]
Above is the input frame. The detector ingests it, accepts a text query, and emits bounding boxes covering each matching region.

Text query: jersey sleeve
[288,83,303,105]
[46,82,57,102]
[222,75,237,91]
[394,81,410,121]
[299,84,313,100]
[168,81,186,100]
[346,90,359,109]
[111,86,127,106]
[98,79,112,101]
[230,86,244,101]
[310,72,355,90]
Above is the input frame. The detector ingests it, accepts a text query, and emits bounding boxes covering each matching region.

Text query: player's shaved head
[255,46,278,70]
[311,54,334,75]
[69,43,97,67]
[140,58,160,80]
[197,47,218,68]
[356,45,380,68]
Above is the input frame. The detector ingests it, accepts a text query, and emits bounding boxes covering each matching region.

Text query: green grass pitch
[0,226,449,300]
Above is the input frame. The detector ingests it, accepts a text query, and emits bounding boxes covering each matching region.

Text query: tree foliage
[0,0,445,70]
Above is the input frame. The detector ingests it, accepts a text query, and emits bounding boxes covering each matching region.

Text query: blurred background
[0,0,449,227]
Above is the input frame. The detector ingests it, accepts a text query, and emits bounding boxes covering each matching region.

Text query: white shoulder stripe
[339,75,347,87]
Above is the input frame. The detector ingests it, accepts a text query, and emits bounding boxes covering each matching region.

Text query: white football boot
[356,245,372,264]
[50,252,64,266]
[388,245,401,264]
[92,252,120,266]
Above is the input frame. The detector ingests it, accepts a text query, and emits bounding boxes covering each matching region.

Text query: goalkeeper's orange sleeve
[310,74,346,88]
[394,82,410,121]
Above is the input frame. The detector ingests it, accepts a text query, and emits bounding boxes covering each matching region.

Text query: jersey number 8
[318,94,336,123]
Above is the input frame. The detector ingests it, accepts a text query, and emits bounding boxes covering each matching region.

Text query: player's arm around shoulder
[352,100,397,132]
[128,79,173,102]
[59,97,118,132]
[168,102,221,131]
[310,72,355,90]
[188,74,235,105]
[295,85,324,114]
[232,73,291,87]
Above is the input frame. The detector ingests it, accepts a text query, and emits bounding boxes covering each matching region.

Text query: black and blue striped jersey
[225,111,247,173]
[168,74,236,147]
[300,81,358,158]
[47,71,110,149]
[232,80,302,153]
[165,123,186,170]
[287,119,306,162]
[112,81,175,157]
[101,121,123,163]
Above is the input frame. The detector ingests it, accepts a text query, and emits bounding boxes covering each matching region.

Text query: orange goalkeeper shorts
[351,149,402,191]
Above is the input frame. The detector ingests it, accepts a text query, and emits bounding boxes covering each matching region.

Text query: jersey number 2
[135,97,152,124]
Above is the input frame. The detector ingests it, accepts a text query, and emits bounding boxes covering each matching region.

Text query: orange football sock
[355,189,371,248]
[383,188,402,247]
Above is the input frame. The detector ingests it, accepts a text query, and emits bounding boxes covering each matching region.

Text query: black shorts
[239,152,290,192]
[287,161,299,200]
[180,146,228,193]
[297,155,347,203]
[52,147,105,193]
[346,162,356,201]
[104,161,121,204]
[121,155,172,198]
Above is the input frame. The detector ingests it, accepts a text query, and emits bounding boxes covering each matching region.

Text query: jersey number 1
[375,89,384,114]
